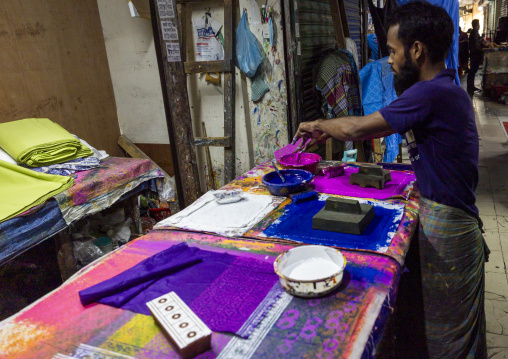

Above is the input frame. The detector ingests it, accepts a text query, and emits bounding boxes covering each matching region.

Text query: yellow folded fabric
[0,118,93,167]
[0,159,75,223]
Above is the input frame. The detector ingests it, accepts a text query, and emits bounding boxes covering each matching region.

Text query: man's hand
[292,120,330,151]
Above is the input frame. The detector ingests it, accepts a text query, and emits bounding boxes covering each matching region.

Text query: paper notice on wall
[157,0,175,18]
[192,15,224,62]
[161,20,178,41]
[166,43,181,62]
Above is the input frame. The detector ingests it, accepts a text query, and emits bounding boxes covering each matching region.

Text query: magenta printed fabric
[79,242,282,338]
[57,157,158,207]
[311,166,415,199]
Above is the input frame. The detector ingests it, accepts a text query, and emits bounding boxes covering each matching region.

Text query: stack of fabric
[0,118,107,175]
[0,118,93,167]
[0,118,107,223]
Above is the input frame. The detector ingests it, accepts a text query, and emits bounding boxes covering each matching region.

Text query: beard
[393,59,420,96]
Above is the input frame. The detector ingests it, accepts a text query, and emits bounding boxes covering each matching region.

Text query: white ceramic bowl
[274,245,347,298]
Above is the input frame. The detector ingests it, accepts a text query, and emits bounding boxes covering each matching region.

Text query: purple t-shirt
[379,69,479,217]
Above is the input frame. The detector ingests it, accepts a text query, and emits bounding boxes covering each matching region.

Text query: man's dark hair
[387,1,454,64]
[472,19,480,28]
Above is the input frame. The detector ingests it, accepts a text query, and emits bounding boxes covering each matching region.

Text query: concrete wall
[97,0,169,144]
[96,0,288,191]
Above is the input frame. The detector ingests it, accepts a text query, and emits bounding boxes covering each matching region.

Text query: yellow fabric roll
[0,159,74,223]
[0,118,93,167]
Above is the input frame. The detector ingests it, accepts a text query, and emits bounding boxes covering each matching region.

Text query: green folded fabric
[0,159,75,223]
[0,118,93,167]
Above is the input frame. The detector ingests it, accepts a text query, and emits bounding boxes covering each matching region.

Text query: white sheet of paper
[155,191,284,237]
[166,43,181,62]
[157,0,175,18]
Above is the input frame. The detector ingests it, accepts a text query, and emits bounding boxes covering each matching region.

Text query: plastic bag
[73,241,104,266]
[235,11,263,78]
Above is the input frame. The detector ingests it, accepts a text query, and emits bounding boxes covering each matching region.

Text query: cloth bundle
[0,159,74,223]
[0,118,93,167]
[79,242,282,338]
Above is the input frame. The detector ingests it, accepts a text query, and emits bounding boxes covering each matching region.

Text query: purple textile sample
[79,242,282,338]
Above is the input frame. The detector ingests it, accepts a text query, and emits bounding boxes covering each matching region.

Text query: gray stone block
[313,197,375,234]
[349,164,392,189]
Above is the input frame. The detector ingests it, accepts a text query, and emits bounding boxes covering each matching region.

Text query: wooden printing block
[147,292,212,359]
[313,197,375,234]
[349,164,392,189]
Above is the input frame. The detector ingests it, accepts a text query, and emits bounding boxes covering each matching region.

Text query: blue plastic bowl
[262,169,314,196]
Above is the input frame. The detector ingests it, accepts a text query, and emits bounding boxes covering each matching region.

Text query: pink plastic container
[279,153,322,174]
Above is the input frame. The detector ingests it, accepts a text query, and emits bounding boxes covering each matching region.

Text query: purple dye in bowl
[279,153,322,174]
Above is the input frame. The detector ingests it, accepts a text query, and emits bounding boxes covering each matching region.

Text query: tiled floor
[465,78,508,357]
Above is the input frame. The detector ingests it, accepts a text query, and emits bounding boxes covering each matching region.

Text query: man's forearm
[315,114,395,141]
[315,117,356,141]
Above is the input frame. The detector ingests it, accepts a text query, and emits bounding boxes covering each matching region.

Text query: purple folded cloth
[79,242,282,338]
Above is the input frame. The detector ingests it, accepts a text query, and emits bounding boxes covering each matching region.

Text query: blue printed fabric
[27,156,100,176]
[0,199,66,265]
[359,57,401,162]
[367,34,380,60]
[263,196,404,252]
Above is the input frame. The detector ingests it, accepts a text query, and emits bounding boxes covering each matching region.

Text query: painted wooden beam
[149,0,201,209]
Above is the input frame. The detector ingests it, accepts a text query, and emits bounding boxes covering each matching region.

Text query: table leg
[55,230,77,282]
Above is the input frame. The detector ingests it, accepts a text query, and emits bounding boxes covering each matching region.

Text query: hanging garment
[368,0,400,58]
[345,37,360,68]
[314,49,364,155]
[367,33,380,61]
[314,50,362,118]
[359,57,401,162]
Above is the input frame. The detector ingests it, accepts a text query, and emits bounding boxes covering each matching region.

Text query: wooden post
[149,0,201,209]
[202,123,216,190]
[222,0,236,183]
[326,138,333,160]
[361,0,369,67]
[283,0,299,139]
[329,0,350,49]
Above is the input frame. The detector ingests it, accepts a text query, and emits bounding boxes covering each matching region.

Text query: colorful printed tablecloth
[0,230,400,359]
[55,157,166,224]
[220,160,419,266]
[262,196,404,253]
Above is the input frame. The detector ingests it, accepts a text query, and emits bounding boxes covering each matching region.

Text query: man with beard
[293,2,486,358]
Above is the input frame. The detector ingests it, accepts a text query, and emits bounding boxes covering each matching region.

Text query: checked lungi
[419,197,487,358]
